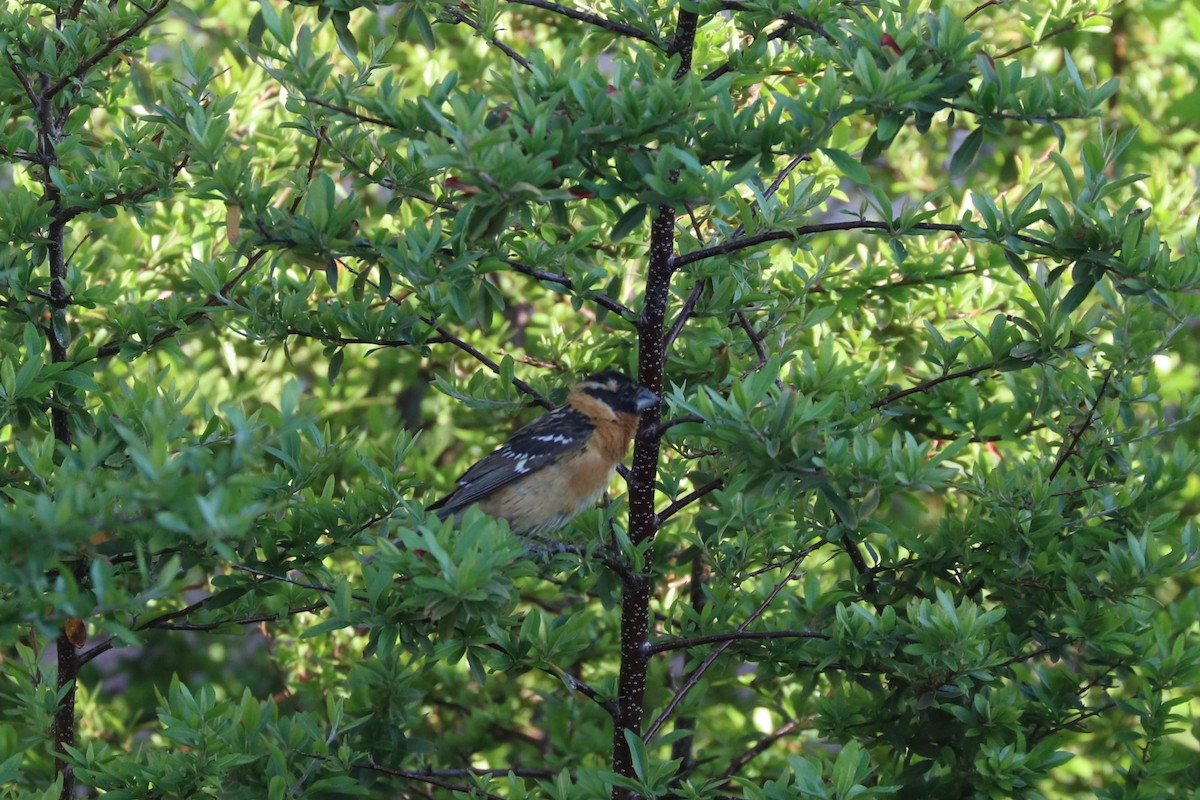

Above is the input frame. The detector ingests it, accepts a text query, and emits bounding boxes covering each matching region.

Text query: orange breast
[478,419,638,535]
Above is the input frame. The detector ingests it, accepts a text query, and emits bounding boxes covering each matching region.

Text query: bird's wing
[429,405,595,517]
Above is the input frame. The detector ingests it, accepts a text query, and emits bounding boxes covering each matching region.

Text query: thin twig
[963,0,1002,21]
[46,0,171,98]
[506,0,658,44]
[419,315,552,408]
[664,279,705,351]
[503,259,633,318]
[996,21,1085,60]
[644,559,805,740]
[1048,370,1112,482]
[672,220,1051,269]
[645,413,703,439]
[78,599,327,666]
[870,363,994,409]
[657,478,724,524]
[649,629,827,655]
[346,760,510,800]
[446,7,533,71]
[720,719,802,780]
[299,95,401,129]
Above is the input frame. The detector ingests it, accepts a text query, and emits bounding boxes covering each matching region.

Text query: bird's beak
[635,387,659,412]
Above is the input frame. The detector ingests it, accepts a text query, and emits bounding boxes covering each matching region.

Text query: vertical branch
[19,45,83,800]
[612,206,676,797]
[611,4,701,794]
[668,555,710,776]
[671,9,700,79]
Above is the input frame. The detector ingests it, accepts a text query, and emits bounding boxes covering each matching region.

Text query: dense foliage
[2,0,1199,798]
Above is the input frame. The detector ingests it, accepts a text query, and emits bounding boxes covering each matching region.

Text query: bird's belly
[479,449,616,535]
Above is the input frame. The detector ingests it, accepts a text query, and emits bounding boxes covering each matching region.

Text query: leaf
[1059,278,1097,316]
[950,127,984,177]
[331,11,359,68]
[328,348,345,386]
[820,147,871,185]
[819,484,857,529]
[623,729,649,782]
[611,203,646,242]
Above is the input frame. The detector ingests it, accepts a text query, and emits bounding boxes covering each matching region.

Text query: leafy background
[1,0,1199,798]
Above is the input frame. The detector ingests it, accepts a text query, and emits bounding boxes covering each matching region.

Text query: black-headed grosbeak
[429,371,659,535]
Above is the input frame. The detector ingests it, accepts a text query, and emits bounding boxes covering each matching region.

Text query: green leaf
[820,147,871,185]
[611,203,647,242]
[327,349,345,386]
[950,128,984,177]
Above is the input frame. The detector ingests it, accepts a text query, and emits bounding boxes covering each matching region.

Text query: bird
[428,371,659,535]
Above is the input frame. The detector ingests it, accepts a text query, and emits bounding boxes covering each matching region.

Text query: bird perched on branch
[428,371,659,535]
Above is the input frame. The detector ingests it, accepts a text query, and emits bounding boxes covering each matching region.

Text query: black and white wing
[428,405,594,518]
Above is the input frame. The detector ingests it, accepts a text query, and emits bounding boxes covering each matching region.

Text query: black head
[579,371,659,414]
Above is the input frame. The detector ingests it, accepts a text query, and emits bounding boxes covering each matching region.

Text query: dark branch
[78,598,328,666]
[346,760,509,800]
[995,20,1092,60]
[870,363,994,409]
[657,477,724,524]
[672,219,1051,269]
[649,629,827,655]
[719,719,802,781]
[284,328,450,348]
[446,7,533,71]
[664,279,705,350]
[505,0,658,44]
[418,315,553,409]
[964,0,1003,20]
[46,0,171,98]
[299,95,403,129]
[90,250,268,361]
[503,259,634,319]
[644,559,806,740]
[644,413,703,439]
[1048,370,1112,482]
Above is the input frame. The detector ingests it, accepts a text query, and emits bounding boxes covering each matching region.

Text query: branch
[0,143,49,164]
[870,363,994,409]
[964,0,1003,20]
[644,558,806,740]
[405,767,559,779]
[284,328,450,349]
[1048,370,1112,482]
[733,310,780,385]
[347,761,510,800]
[142,602,327,632]
[656,477,724,524]
[503,259,633,319]
[505,0,658,44]
[418,315,553,409]
[4,50,40,108]
[673,220,1051,270]
[46,0,171,98]
[446,6,533,71]
[703,15,827,81]
[995,19,1094,60]
[719,718,802,781]
[78,595,328,666]
[289,129,325,214]
[57,151,190,223]
[644,413,703,440]
[664,279,705,350]
[649,629,827,655]
[545,664,616,715]
[299,95,402,129]
[90,250,268,361]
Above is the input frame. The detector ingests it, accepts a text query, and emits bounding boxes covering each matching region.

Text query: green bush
[2,0,1198,798]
